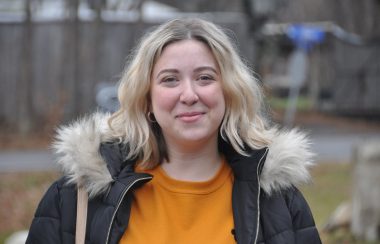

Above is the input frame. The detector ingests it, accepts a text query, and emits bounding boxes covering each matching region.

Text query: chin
[177,131,216,143]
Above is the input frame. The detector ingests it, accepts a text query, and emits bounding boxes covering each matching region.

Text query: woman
[27,18,321,243]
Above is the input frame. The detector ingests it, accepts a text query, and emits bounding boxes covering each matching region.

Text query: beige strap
[76,187,88,244]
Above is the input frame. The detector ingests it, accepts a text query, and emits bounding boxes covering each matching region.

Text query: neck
[161,137,222,182]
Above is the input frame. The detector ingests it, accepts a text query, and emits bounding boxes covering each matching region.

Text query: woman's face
[150,39,225,147]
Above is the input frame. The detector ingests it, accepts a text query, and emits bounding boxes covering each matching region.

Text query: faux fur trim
[260,129,315,195]
[52,112,114,198]
[52,112,315,197]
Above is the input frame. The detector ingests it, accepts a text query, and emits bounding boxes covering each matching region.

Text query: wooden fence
[0,18,252,132]
[1,16,379,134]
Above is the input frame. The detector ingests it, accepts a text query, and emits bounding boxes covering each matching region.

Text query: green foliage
[267,96,313,111]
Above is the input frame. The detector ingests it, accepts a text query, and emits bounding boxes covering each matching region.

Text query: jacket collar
[220,141,268,244]
[53,112,315,198]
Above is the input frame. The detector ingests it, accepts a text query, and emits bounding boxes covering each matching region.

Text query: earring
[147,112,157,123]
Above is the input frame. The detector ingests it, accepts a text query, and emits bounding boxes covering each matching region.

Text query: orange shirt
[120,160,235,244]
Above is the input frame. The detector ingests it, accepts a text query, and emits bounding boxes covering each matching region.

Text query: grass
[301,162,353,228]
[0,163,378,243]
[301,162,353,243]
[0,171,60,243]
[267,95,314,111]
[301,162,380,244]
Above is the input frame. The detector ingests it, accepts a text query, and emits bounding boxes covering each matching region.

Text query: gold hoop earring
[147,112,157,123]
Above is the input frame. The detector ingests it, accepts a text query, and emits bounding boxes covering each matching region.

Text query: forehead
[153,39,219,73]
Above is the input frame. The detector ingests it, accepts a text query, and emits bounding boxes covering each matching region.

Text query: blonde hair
[109,18,272,168]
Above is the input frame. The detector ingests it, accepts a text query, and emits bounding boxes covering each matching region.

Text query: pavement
[0,149,58,172]
[0,124,379,172]
[309,130,380,162]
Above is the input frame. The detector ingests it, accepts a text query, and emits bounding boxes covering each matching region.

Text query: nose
[180,80,199,105]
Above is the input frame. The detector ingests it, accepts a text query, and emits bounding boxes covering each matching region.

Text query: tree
[18,0,35,134]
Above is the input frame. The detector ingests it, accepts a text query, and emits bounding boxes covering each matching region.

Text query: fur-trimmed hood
[53,112,315,198]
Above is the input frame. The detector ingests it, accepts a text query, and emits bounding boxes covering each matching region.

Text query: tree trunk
[18,0,34,134]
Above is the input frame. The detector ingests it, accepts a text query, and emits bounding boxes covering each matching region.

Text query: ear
[148,104,153,114]
[146,93,153,112]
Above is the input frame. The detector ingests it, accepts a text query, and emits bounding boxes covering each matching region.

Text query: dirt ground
[0,172,60,240]
[273,110,380,133]
[0,132,52,150]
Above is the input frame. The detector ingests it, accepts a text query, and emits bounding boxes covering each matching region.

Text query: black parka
[26,113,321,244]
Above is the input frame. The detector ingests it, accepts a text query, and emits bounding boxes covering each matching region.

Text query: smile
[176,112,205,122]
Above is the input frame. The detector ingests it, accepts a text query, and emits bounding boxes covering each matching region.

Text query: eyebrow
[194,66,218,74]
[156,69,179,79]
[155,66,219,79]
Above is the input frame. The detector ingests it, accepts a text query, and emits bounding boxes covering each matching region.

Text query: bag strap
[76,186,88,244]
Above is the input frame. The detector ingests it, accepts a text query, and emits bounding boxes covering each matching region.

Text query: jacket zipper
[105,176,153,244]
[104,149,268,244]
[253,148,269,244]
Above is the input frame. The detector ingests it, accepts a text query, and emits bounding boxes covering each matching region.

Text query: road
[1,130,379,172]
[311,132,379,162]
[0,149,58,172]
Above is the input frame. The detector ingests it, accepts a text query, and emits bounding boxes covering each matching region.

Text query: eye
[160,76,179,87]
[199,75,212,80]
[163,76,177,82]
[197,74,215,85]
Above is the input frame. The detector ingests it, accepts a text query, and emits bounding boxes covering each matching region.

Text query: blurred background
[0,0,380,243]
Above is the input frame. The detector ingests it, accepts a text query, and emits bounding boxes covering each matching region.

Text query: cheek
[151,88,178,113]
[201,87,226,111]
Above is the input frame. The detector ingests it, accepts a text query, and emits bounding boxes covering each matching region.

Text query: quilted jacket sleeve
[287,187,321,244]
[26,181,62,244]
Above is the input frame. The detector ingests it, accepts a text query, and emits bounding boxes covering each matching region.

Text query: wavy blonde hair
[109,18,272,168]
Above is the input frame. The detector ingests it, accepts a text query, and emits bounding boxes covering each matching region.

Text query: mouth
[176,112,205,122]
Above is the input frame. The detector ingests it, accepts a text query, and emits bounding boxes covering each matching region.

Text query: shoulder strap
[76,186,88,244]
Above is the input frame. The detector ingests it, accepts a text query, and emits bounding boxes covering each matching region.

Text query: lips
[176,111,205,122]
